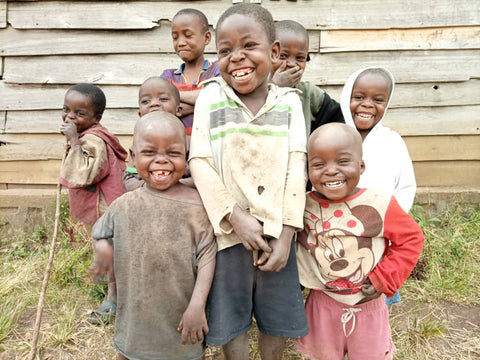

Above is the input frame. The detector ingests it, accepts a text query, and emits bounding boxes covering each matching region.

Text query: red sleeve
[368,196,425,297]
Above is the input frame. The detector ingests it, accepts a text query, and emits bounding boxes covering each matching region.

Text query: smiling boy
[189,4,308,359]
[89,111,216,360]
[295,122,424,360]
[271,20,343,135]
[59,83,127,325]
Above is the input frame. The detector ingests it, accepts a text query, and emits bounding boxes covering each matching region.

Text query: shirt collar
[174,59,211,75]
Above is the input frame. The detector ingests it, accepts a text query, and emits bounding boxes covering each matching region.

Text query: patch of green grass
[407,202,480,303]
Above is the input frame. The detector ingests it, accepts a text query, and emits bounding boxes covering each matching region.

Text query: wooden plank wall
[0,0,479,190]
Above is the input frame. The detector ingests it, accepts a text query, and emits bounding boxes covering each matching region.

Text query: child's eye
[169,151,183,157]
[279,53,288,60]
[245,42,256,48]
[141,150,155,155]
[375,98,386,103]
[140,99,150,105]
[218,48,230,56]
[352,95,363,100]
[296,56,307,63]
[160,97,170,102]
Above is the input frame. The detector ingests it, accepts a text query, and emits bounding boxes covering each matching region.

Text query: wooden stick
[28,147,67,360]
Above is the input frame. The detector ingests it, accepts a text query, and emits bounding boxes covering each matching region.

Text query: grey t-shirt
[92,187,216,360]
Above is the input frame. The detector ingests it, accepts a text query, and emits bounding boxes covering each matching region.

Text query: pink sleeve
[368,196,425,297]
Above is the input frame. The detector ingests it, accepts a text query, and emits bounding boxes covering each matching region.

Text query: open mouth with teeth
[323,180,345,188]
[232,68,254,81]
[355,113,375,120]
[152,170,171,179]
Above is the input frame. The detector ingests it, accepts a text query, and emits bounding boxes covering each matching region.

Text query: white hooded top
[340,67,416,212]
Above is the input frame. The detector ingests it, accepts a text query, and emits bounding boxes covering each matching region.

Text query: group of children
[59,3,424,360]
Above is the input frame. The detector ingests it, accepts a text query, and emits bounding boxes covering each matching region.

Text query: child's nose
[361,98,375,108]
[285,57,296,67]
[154,153,168,162]
[325,164,339,175]
[150,98,161,106]
[231,48,245,62]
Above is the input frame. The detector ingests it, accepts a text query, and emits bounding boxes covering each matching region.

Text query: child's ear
[176,105,183,118]
[204,30,212,45]
[270,40,281,62]
[95,114,102,123]
[129,148,136,167]
[360,160,366,175]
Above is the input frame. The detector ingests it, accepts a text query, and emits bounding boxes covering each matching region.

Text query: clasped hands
[228,204,294,272]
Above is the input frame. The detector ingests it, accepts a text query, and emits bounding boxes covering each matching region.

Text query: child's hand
[177,305,208,345]
[60,120,79,144]
[88,239,113,283]
[360,279,383,302]
[271,62,303,88]
[229,205,272,254]
[257,225,294,272]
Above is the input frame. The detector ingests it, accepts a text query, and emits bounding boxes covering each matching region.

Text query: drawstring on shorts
[341,307,362,337]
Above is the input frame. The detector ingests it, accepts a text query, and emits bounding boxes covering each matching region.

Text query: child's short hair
[357,68,394,97]
[216,3,275,44]
[68,83,106,116]
[173,8,210,33]
[140,76,181,105]
[275,19,308,44]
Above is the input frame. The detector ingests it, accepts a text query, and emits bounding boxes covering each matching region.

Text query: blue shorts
[205,242,308,346]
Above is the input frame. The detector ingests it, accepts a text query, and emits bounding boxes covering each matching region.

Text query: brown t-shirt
[92,187,216,360]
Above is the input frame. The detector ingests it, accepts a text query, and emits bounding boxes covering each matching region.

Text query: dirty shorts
[205,242,308,346]
[296,290,396,360]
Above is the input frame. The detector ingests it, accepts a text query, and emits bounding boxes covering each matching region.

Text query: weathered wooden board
[1,159,478,187]
[0,25,319,56]
[0,82,140,110]
[304,50,480,85]
[0,0,5,29]
[321,26,480,53]
[7,0,480,30]
[2,133,477,163]
[0,111,5,131]
[2,79,479,111]
[384,106,480,136]
[404,135,480,162]
[5,109,139,134]
[2,53,217,85]
[0,134,133,161]
[0,159,63,184]
[413,161,480,187]
[4,105,479,137]
[4,50,479,86]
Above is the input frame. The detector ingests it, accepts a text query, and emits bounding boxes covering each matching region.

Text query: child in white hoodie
[340,67,417,305]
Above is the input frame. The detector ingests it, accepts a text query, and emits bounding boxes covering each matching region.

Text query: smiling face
[62,90,101,134]
[349,72,391,139]
[308,124,365,201]
[138,78,182,117]
[171,13,211,64]
[272,28,309,85]
[216,13,279,100]
[131,112,186,193]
